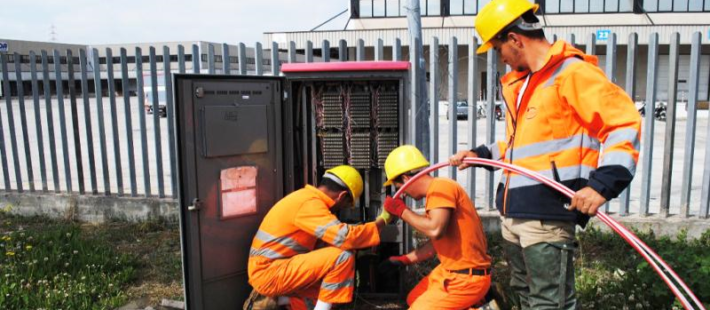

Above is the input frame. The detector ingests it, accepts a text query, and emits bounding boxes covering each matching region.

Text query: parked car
[143,73,167,118]
[144,88,167,117]
[446,100,470,120]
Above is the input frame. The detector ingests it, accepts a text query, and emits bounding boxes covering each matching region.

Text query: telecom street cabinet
[175,61,411,309]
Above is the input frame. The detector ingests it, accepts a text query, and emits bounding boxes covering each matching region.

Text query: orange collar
[305,185,335,208]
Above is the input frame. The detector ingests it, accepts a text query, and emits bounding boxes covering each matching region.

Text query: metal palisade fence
[0,32,708,219]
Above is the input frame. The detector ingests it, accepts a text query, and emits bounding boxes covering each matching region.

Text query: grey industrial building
[1,0,709,102]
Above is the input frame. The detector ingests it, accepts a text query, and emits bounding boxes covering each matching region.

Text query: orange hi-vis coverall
[247,185,380,309]
[407,178,492,310]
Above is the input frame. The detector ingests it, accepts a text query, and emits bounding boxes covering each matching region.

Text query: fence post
[376,38,384,61]
[0,54,11,190]
[14,53,35,192]
[567,33,576,46]
[222,43,231,75]
[66,50,83,194]
[271,42,280,76]
[120,48,137,197]
[192,44,201,74]
[306,41,314,63]
[322,40,330,62]
[394,38,402,61]
[135,47,151,196]
[339,39,347,61]
[357,39,365,61]
[79,49,98,194]
[29,51,49,192]
[486,49,497,211]
[53,50,71,193]
[149,47,165,198]
[106,48,123,195]
[92,49,111,195]
[660,33,680,217]
[429,37,439,177]
[586,33,596,55]
[289,41,297,63]
[680,32,702,217]
[164,46,177,198]
[618,32,638,216]
[208,44,216,74]
[640,33,659,216]
[255,42,264,76]
[448,37,458,180]
[468,37,479,202]
[238,43,247,75]
[178,45,186,74]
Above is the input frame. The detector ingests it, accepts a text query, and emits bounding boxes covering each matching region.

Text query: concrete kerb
[0,192,179,223]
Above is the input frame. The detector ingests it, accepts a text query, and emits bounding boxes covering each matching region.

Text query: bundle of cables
[391,158,705,310]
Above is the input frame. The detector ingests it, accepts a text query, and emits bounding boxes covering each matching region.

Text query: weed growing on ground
[0,210,138,309]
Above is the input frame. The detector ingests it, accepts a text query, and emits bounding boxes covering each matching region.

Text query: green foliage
[0,214,138,309]
[575,227,710,309]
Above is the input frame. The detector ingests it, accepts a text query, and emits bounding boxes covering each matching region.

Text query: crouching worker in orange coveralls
[380,145,492,309]
[247,165,391,310]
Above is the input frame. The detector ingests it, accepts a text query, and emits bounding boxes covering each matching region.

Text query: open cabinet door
[175,75,285,309]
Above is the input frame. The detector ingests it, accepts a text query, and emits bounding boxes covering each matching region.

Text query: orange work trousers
[406,265,491,310]
[249,247,356,309]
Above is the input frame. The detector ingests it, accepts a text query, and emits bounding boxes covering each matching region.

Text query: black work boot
[522,241,577,310]
[502,241,530,309]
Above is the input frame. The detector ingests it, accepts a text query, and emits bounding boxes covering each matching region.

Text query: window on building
[590,0,604,12]
[560,0,574,13]
[644,0,659,10]
[674,0,689,10]
[374,0,386,16]
[463,0,476,14]
[606,0,619,11]
[575,0,589,12]
[360,0,373,17]
[428,0,441,15]
[387,0,401,16]
[688,0,704,10]
[624,0,633,11]
[450,0,463,14]
[546,0,560,13]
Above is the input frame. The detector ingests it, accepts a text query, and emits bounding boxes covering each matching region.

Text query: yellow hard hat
[324,165,363,202]
[475,0,539,54]
[383,145,430,186]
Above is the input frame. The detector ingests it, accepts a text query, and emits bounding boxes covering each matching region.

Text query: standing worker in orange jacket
[380,145,492,309]
[450,0,642,309]
[247,165,390,310]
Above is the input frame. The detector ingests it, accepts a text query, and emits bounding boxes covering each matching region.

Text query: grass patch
[0,208,183,309]
[0,214,137,309]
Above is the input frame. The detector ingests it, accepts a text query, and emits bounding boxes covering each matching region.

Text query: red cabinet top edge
[281,61,411,73]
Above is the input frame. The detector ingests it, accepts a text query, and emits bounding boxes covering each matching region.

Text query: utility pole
[50,24,57,42]
[406,0,429,159]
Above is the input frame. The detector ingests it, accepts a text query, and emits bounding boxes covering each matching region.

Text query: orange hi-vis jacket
[474,40,641,226]
[248,185,380,260]
[247,185,380,305]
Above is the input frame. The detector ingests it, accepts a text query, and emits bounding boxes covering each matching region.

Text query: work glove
[383,196,407,217]
[377,255,413,275]
[377,209,394,224]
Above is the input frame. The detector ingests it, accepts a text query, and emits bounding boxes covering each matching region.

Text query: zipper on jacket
[500,72,532,216]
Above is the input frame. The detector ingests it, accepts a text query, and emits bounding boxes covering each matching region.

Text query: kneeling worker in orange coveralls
[247,165,391,310]
[380,145,492,309]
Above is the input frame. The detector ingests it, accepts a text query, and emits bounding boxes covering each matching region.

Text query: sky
[0,0,350,45]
